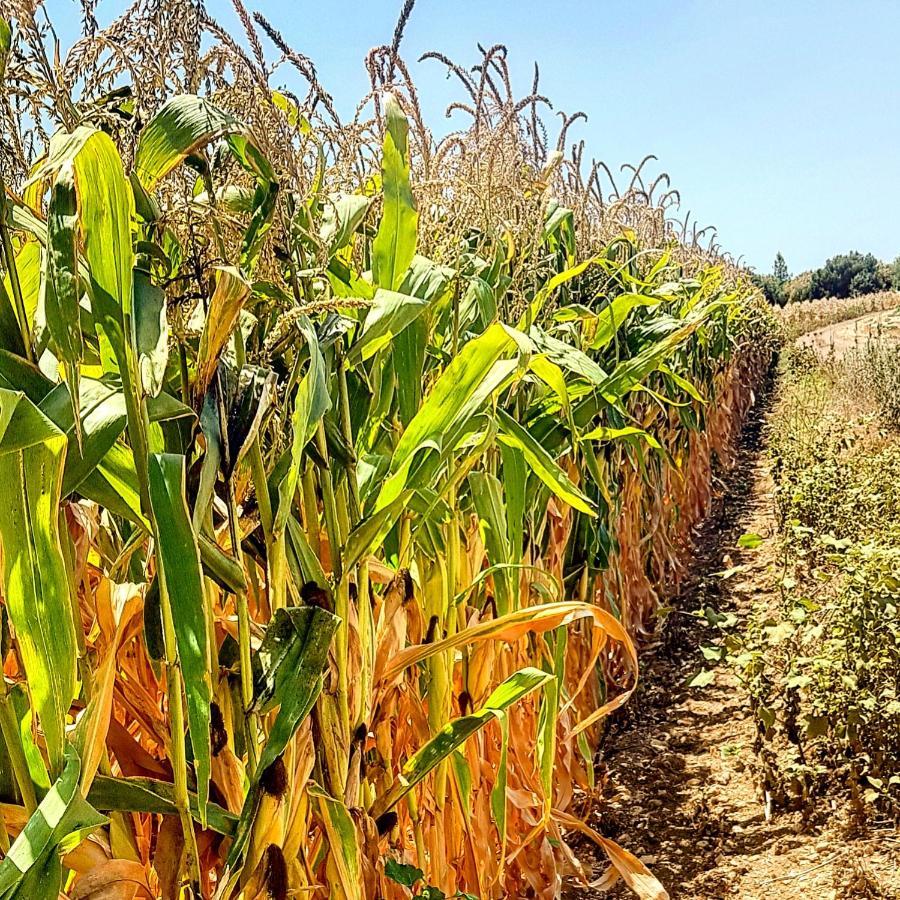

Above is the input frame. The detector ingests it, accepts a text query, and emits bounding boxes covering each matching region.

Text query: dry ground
[797,307,900,357]
[564,375,900,900]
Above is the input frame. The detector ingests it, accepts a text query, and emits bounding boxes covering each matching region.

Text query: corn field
[0,2,777,898]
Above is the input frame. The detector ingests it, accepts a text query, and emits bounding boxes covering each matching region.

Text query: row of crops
[0,2,777,898]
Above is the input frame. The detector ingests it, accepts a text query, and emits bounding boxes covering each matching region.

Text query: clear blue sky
[51,0,900,274]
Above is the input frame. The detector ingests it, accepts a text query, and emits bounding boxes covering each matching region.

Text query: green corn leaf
[202,361,277,482]
[78,442,148,529]
[286,514,328,589]
[251,605,339,776]
[499,442,526,566]
[495,408,596,517]
[376,322,516,510]
[147,452,211,826]
[528,325,609,386]
[0,278,26,357]
[394,315,427,425]
[3,242,41,343]
[347,288,428,365]
[598,303,722,401]
[343,490,413,572]
[197,534,247,594]
[44,161,84,443]
[517,257,597,328]
[0,389,76,776]
[372,667,552,817]
[588,291,664,351]
[87,775,237,836]
[273,316,330,535]
[38,378,127,497]
[372,93,417,291]
[0,350,52,399]
[8,683,51,797]
[392,255,454,424]
[69,128,135,375]
[536,630,566,816]
[659,363,706,403]
[0,747,107,900]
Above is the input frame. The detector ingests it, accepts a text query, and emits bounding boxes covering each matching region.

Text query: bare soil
[564,377,900,899]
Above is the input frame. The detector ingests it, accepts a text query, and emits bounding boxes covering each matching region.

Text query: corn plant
[0,4,774,899]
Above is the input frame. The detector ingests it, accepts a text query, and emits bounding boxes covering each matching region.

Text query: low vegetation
[734,339,900,823]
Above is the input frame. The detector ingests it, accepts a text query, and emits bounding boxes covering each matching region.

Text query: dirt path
[796,306,900,357]
[565,380,900,899]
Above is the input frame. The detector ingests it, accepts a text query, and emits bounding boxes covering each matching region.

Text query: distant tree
[785,271,813,304]
[891,256,900,290]
[809,252,886,299]
[849,267,883,297]
[752,273,787,307]
[773,252,789,284]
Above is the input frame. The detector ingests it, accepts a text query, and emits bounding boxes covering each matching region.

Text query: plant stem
[314,423,351,769]
[215,362,261,769]
[226,475,260,772]
[156,561,202,885]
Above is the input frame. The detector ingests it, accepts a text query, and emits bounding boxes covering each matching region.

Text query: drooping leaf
[319,192,371,256]
[225,606,338,870]
[580,424,662,450]
[517,257,598,328]
[87,776,237,836]
[251,605,340,773]
[347,288,429,365]
[496,408,596,517]
[134,94,263,190]
[588,291,664,351]
[205,361,277,481]
[195,266,251,398]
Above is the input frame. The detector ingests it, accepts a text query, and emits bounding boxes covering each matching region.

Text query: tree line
[754,251,900,305]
